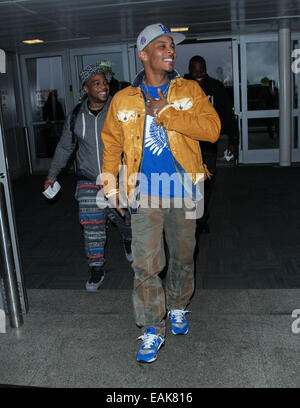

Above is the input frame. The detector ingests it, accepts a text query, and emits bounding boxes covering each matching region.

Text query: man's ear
[83,84,88,94]
[138,50,148,63]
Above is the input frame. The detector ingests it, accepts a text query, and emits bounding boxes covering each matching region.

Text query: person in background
[185,55,239,233]
[42,90,65,157]
[44,64,132,292]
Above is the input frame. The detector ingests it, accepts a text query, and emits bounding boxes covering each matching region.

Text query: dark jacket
[184,74,238,146]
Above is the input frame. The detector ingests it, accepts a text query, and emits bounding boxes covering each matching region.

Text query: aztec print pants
[130,202,196,337]
[75,179,131,269]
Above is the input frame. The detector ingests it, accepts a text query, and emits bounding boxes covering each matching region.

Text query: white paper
[42,181,61,199]
[224,149,234,162]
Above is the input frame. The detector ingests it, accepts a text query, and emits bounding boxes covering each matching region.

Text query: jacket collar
[129,69,180,94]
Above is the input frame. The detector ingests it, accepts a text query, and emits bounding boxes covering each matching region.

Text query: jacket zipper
[95,115,101,175]
[88,110,101,176]
[82,113,86,138]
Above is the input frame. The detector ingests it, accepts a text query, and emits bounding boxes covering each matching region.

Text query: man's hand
[227,144,236,156]
[147,88,168,117]
[44,179,55,190]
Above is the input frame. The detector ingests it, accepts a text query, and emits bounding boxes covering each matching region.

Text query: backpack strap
[70,102,83,144]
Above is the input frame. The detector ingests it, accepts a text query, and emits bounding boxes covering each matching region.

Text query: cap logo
[158,24,169,34]
[141,36,146,45]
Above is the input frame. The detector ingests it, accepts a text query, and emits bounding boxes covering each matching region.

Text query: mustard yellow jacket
[101,70,221,203]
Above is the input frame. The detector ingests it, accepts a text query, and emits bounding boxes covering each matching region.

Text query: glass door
[240,35,300,164]
[20,52,70,173]
[240,35,280,163]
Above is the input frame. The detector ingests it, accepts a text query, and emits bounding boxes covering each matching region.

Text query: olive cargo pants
[131,202,196,336]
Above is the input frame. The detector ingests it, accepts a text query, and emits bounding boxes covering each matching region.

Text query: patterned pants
[131,202,196,337]
[75,180,131,269]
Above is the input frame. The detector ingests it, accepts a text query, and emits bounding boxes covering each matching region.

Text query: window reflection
[246,42,279,111]
[248,118,279,150]
[26,56,65,158]
[26,56,65,122]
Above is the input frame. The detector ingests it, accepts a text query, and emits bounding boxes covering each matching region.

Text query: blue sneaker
[137,327,165,363]
[168,309,190,335]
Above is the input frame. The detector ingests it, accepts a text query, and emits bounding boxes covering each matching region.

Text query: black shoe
[123,239,133,262]
[85,266,105,292]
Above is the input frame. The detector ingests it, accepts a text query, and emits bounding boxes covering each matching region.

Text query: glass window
[26,56,65,122]
[246,42,279,110]
[175,41,234,84]
[248,118,279,150]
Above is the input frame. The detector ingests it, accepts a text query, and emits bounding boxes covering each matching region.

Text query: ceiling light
[170,27,189,32]
[22,39,44,44]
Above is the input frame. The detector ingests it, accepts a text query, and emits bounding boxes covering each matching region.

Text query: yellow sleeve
[156,81,221,143]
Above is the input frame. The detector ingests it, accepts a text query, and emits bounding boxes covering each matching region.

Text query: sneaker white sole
[85,274,105,292]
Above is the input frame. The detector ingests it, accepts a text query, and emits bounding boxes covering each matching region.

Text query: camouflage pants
[75,180,131,269]
[131,202,196,336]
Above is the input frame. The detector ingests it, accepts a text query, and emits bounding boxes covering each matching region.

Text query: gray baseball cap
[137,23,185,52]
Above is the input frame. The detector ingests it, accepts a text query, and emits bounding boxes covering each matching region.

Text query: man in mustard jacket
[101,23,220,363]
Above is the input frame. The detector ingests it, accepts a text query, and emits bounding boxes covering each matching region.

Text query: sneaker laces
[137,333,158,349]
[170,309,190,323]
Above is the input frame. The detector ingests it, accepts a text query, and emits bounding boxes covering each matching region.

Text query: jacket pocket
[117,110,136,123]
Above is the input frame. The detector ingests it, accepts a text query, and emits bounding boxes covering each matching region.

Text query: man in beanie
[100,24,220,363]
[44,64,132,292]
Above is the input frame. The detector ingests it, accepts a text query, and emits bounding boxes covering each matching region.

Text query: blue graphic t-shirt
[140,82,186,198]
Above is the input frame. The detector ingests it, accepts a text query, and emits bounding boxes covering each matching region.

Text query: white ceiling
[0,0,300,53]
